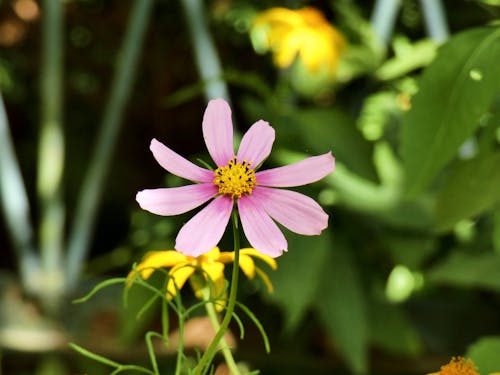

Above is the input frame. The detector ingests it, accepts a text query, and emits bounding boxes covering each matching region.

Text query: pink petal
[236,120,275,167]
[256,152,335,187]
[150,139,213,183]
[136,183,218,216]
[202,99,235,167]
[252,186,328,235]
[238,195,287,258]
[175,195,233,257]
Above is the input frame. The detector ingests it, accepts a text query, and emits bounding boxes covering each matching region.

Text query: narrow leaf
[316,236,368,374]
[266,231,331,332]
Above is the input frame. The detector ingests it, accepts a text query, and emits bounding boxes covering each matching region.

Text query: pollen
[214,157,256,199]
[435,357,479,375]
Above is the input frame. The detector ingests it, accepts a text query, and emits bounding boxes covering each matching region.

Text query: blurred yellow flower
[251,7,346,76]
[428,357,479,375]
[127,247,277,309]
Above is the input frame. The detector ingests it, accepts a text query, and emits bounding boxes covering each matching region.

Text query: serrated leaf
[401,26,500,195]
[316,236,368,374]
[266,231,331,332]
[427,251,500,291]
[435,152,500,232]
[466,336,500,374]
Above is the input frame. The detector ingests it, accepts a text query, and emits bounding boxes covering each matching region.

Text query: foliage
[1,0,500,374]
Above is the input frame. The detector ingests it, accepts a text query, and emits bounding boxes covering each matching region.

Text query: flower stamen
[214,157,256,199]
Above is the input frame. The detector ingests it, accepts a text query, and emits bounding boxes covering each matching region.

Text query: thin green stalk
[204,299,241,375]
[66,0,155,291]
[193,212,241,375]
[419,0,449,42]
[38,0,65,303]
[181,0,230,101]
[0,92,39,293]
[174,296,185,375]
[370,0,401,44]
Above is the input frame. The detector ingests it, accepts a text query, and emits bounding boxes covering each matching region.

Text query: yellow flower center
[214,157,256,199]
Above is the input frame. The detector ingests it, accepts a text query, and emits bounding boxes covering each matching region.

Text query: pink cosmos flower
[136,99,334,258]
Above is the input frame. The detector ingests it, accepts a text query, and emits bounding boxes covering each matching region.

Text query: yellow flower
[251,7,346,76]
[428,357,479,375]
[127,247,277,308]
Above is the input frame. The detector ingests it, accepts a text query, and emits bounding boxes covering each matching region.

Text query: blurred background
[1,0,500,374]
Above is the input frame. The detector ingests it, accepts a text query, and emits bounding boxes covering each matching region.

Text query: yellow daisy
[251,7,346,76]
[127,247,277,308]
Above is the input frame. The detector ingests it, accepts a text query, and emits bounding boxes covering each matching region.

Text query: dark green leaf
[435,152,500,232]
[427,251,500,291]
[369,300,422,356]
[401,26,500,195]
[292,108,377,181]
[266,231,331,332]
[315,236,368,374]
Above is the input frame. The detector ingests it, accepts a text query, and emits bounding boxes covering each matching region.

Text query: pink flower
[136,99,334,258]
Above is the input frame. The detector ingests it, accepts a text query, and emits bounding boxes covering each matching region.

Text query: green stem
[204,299,241,375]
[174,297,185,375]
[181,0,230,101]
[0,92,39,294]
[38,0,65,305]
[66,0,155,291]
[193,212,241,375]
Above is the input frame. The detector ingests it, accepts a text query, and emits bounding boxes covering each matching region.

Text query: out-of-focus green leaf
[493,210,500,254]
[435,152,500,232]
[291,107,376,181]
[384,233,436,269]
[401,26,500,195]
[369,300,422,356]
[465,336,500,374]
[316,236,368,374]
[266,231,331,332]
[427,251,500,291]
[375,38,437,81]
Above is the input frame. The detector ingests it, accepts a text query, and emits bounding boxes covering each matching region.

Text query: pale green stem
[204,298,241,375]
[0,92,39,293]
[66,0,155,291]
[370,0,401,44]
[193,212,241,375]
[38,0,65,303]
[181,0,230,101]
[419,0,449,42]
[174,299,185,375]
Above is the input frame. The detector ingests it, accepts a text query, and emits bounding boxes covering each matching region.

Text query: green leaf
[401,26,500,195]
[493,210,500,254]
[435,152,500,232]
[465,336,500,374]
[427,251,500,291]
[291,108,377,181]
[266,231,331,332]
[369,300,422,356]
[315,236,368,374]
